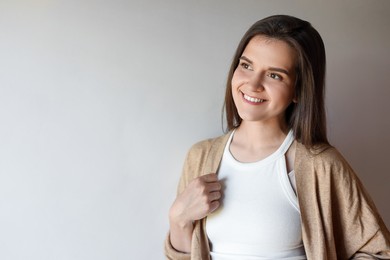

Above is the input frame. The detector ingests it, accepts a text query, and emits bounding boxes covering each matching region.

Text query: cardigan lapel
[203,132,232,175]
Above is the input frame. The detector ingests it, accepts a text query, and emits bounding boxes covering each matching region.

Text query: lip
[241,92,267,105]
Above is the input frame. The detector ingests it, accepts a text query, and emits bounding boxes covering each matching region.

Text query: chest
[206,152,304,257]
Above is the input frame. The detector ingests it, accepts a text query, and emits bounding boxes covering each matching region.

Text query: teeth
[244,94,264,103]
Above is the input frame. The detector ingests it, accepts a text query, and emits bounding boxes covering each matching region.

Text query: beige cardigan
[165,133,390,259]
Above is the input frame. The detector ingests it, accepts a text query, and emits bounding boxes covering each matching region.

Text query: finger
[209,200,220,213]
[206,182,222,192]
[208,191,221,202]
[200,173,218,183]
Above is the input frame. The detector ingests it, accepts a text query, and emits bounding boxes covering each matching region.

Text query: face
[231,35,297,127]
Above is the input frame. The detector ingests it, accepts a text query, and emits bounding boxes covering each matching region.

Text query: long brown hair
[223,15,328,147]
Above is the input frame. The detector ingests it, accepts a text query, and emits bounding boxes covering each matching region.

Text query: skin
[169,35,298,253]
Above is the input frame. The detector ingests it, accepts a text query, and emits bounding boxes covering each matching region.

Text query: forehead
[242,35,297,69]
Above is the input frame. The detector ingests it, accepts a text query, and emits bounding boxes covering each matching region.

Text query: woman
[165,15,390,259]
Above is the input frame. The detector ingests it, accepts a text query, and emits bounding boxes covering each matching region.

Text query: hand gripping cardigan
[165,132,390,260]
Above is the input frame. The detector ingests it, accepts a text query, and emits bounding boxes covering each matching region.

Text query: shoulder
[176,132,231,193]
[295,142,358,186]
[186,132,231,159]
[295,143,372,208]
[183,132,230,171]
[296,142,350,169]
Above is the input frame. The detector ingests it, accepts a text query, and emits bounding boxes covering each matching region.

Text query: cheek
[231,69,244,89]
[231,73,241,100]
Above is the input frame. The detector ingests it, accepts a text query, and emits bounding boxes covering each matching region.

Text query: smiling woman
[165,15,390,260]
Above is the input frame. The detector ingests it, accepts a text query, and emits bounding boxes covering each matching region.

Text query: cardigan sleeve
[315,147,390,258]
[296,144,390,259]
[351,228,390,259]
[330,150,390,259]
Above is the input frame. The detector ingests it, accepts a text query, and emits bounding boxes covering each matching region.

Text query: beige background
[0,0,389,259]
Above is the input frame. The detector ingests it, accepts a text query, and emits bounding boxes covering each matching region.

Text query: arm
[324,149,390,258]
[295,144,390,259]
[350,220,390,259]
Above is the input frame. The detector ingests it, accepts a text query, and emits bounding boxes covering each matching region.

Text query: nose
[247,73,265,92]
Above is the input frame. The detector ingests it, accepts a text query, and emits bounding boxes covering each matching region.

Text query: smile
[243,93,265,103]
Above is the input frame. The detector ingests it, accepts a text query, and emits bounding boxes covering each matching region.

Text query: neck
[234,120,289,149]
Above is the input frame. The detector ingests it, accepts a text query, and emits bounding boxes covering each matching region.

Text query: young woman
[165,15,390,259]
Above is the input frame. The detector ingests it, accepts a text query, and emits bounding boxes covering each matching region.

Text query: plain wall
[0,0,389,259]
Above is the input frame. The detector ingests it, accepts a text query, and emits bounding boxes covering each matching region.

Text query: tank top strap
[278,130,294,156]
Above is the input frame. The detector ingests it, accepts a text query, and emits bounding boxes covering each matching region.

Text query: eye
[239,62,252,70]
[268,73,282,80]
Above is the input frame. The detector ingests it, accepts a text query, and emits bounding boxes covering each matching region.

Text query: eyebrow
[239,55,291,75]
[239,56,253,64]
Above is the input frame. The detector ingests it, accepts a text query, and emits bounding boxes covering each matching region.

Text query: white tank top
[206,130,306,259]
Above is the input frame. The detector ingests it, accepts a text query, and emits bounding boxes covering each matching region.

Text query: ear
[292,97,298,103]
